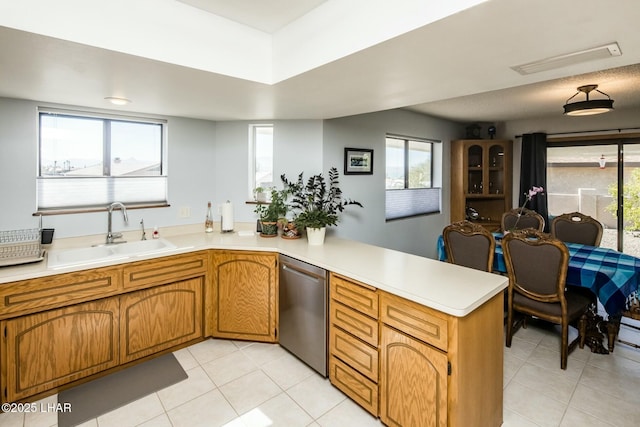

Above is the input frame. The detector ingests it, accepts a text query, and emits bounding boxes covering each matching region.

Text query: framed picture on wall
[344,148,373,175]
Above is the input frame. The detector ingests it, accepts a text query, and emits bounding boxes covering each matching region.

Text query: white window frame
[37,108,168,213]
[385,134,441,221]
[248,123,274,199]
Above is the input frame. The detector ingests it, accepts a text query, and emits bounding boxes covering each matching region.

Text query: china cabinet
[451,139,512,231]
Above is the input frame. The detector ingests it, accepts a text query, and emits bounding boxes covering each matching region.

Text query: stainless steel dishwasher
[278,254,328,377]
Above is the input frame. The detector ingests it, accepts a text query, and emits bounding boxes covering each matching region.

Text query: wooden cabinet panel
[330,301,378,347]
[380,291,448,352]
[123,251,207,290]
[0,267,121,319]
[329,326,378,381]
[330,273,378,318]
[1,298,119,402]
[380,325,448,427]
[329,356,378,416]
[120,278,203,363]
[329,272,380,416]
[211,251,277,342]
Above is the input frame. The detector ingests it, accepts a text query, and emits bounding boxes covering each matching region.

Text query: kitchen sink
[110,238,177,256]
[47,238,178,269]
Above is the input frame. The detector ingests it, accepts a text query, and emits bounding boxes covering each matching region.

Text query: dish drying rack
[0,228,46,267]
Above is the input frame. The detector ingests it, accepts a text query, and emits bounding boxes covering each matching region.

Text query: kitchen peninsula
[0,226,507,426]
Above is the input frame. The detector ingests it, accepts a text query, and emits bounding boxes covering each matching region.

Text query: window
[249,124,274,198]
[547,137,640,255]
[385,136,433,189]
[385,135,440,220]
[37,109,167,211]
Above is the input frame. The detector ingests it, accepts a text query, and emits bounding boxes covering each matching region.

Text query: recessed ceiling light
[105,97,131,106]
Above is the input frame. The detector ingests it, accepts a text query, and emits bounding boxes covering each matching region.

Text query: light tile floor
[2,322,640,427]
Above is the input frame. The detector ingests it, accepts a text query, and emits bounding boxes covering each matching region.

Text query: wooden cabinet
[210,251,278,342]
[379,291,504,427]
[451,139,512,231]
[380,325,448,427]
[379,293,448,427]
[0,251,208,404]
[120,278,203,363]
[329,273,379,416]
[1,298,119,402]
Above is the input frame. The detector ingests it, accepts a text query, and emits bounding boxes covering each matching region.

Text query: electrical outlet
[178,207,191,218]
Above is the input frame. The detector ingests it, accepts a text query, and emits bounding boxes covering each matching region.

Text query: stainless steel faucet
[106,202,128,244]
[140,218,147,240]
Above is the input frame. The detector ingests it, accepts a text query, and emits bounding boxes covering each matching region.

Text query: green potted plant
[254,187,288,237]
[281,167,363,244]
[253,186,268,203]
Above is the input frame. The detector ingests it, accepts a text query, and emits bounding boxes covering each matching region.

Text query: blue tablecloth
[437,234,640,316]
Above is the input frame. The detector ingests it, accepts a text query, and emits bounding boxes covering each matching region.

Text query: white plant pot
[306,227,326,245]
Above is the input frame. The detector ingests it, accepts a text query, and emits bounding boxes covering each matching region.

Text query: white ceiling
[176,0,328,33]
[0,0,639,124]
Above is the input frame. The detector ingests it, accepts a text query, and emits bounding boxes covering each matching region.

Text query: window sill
[33,203,171,216]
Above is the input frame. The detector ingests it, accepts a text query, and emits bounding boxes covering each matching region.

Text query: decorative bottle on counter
[205,202,214,233]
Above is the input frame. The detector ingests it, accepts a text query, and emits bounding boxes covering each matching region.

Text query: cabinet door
[380,325,448,427]
[211,251,277,342]
[1,298,119,402]
[120,278,203,363]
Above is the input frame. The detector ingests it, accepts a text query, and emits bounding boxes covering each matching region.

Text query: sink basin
[110,238,177,256]
[47,245,126,269]
[47,238,178,269]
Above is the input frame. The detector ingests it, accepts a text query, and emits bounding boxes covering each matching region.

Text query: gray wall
[0,97,218,238]
[0,97,463,258]
[213,119,324,222]
[323,109,463,257]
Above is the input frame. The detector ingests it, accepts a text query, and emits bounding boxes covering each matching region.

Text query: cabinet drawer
[380,291,448,351]
[330,326,378,381]
[330,356,378,416]
[330,300,378,347]
[330,273,378,318]
[123,251,207,290]
[0,267,121,318]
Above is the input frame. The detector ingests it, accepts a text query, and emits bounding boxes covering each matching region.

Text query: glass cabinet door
[467,145,483,194]
[488,144,505,195]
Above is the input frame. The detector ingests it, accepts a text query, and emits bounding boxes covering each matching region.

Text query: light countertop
[0,224,507,317]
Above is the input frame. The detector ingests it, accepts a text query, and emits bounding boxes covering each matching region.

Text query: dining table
[437,233,640,353]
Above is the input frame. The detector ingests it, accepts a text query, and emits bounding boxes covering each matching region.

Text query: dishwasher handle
[281,262,326,282]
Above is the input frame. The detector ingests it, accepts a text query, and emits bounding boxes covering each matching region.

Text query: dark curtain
[519,132,549,231]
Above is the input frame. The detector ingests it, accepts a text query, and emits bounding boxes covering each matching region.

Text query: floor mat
[58,353,187,427]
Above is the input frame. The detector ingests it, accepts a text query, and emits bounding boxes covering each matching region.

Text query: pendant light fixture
[599,154,606,169]
[563,84,614,116]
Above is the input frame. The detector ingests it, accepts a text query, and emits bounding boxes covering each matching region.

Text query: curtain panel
[519,133,549,231]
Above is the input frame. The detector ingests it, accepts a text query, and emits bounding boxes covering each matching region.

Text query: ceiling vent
[511,42,622,75]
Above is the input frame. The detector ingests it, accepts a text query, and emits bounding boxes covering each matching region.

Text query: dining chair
[551,212,603,246]
[502,229,590,369]
[501,207,545,232]
[442,220,495,272]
